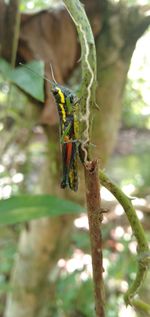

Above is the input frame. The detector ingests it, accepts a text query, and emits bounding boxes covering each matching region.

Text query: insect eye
[52,89,58,95]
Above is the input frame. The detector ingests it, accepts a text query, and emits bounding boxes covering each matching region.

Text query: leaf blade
[10,60,45,102]
[0,195,84,225]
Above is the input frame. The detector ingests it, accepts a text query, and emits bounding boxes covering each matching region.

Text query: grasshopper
[20,63,80,191]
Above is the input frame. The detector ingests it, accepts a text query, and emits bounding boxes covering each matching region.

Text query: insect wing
[68,145,78,192]
[61,142,69,189]
[61,141,78,191]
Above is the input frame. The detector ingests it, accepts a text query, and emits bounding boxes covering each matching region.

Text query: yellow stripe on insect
[59,103,66,122]
[56,87,65,104]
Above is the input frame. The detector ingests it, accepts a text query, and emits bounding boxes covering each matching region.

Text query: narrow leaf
[10,60,45,102]
[0,195,84,225]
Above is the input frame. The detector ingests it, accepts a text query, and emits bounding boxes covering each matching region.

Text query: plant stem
[63,0,97,161]
[99,170,150,309]
[63,1,104,316]
[132,299,150,315]
[85,161,105,317]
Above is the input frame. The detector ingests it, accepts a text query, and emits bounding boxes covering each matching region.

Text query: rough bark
[1,1,150,317]
[84,161,104,317]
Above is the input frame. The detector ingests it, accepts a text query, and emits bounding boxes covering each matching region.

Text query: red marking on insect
[64,136,73,166]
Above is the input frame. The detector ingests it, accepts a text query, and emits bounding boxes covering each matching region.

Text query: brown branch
[125,4,150,43]
[84,160,105,317]
[1,0,20,66]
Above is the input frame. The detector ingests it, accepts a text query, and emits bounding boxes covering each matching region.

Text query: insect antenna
[49,63,57,84]
[19,62,53,85]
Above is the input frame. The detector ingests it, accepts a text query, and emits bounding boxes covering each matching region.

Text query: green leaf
[0,58,45,102]
[0,195,84,225]
[0,58,12,79]
[10,60,45,102]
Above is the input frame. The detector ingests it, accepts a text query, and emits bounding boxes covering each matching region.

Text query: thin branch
[126,4,150,42]
[99,170,150,311]
[1,0,21,67]
[85,161,105,317]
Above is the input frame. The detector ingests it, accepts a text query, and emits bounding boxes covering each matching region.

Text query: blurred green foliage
[19,0,150,12]
[0,13,150,315]
[20,0,61,12]
[0,222,149,316]
[107,153,150,195]
[34,225,149,316]
[123,78,150,129]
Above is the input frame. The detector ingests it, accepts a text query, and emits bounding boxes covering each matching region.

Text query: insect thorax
[52,85,78,114]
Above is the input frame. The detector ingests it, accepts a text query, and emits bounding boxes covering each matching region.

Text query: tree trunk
[4,128,76,317]
[94,1,150,166]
